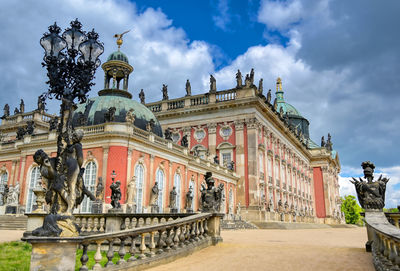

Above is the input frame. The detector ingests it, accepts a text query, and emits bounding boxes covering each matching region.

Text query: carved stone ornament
[171,132,181,143]
[351,161,389,210]
[194,127,206,143]
[219,123,232,140]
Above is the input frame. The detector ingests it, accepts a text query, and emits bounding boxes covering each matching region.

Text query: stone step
[221,219,258,230]
[0,215,27,230]
[251,221,340,229]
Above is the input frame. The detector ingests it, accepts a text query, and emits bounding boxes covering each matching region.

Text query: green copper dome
[72,94,162,137]
[277,101,302,117]
[107,51,129,64]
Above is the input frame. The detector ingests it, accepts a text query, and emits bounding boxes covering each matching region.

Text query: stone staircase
[221,219,258,230]
[0,215,27,230]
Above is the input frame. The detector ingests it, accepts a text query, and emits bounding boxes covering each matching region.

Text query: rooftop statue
[139,89,145,104]
[250,68,255,85]
[236,69,242,88]
[37,96,45,112]
[266,89,271,104]
[210,75,216,93]
[19,99,25,114]
[321,136,325,147]
[186,79,191,96]
[162,84,169,100]
[258,78,263,95]
[351,161,389,210]
[1,104,10,119]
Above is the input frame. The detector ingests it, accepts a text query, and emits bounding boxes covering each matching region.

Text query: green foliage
[0,241,31,271]
[341,195,364,225]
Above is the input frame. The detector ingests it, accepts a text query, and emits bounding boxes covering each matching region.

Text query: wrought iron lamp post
[32,19,103,237]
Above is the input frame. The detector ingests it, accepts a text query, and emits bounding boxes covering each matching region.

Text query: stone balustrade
[22,213,223,271]
[363,211,400,270]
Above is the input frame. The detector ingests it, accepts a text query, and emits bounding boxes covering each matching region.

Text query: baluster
[395,243,400,266]
[117,237,127,264]
[172,227,180,249]
[157,229,166,254]
[105,239,114,267]
[128,218,133,229]
[93,240,103,270]
[89,217,94,232]
[92,217,98,232]
[184,224,190,245]
[195,221,200,241]
[80,217,86,233]
[149,231,156,257]
[165,228,173,251]
[190,222,196,243]
[203,219,209,237]
[199,220,204,240]
[136,218,141,228]
[128,235,137,262]
[120,217,126,230]
[139,233,147,259]
[389,240,396,264]
[79,243,89,271]
[179,226,185,247]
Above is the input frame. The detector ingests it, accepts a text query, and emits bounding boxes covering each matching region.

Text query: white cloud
[212,0,231,31]
[257,0,303,31]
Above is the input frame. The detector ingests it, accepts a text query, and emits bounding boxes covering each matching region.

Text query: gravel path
[148,227,374,271]
[0,230,24,242]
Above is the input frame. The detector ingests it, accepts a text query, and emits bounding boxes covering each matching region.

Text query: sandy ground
[148,228,374,271]
[0,230,24,242]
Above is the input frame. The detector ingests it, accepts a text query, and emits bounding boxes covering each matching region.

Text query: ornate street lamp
[32,19,103,237]
[111,170,117,182]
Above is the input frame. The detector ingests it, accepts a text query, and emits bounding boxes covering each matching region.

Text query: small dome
[107,51,129,64]
[72,95,162,137]
[277,102,301,117]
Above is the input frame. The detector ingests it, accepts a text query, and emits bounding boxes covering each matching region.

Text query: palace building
[0,40,342,224]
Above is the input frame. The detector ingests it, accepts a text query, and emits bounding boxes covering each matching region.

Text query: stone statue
[258,78,263,94]
[164,127,172,141]
[110,180,122,209]
[37,96,45,112]
[279,107,284,118]
[14,107,19,115]
[146,118,155,132]
[162,84,169,100]
[1,104,10,119]
[104,107,116,122]
[321,136,325,147]
[185,79,191,96]
[267,198,273,212]
[236,69,242,88]
[49,117,58,131]
[227,161,235,171]
[186,187,193,212]
[19,99,25,114]
[181,134,188,147]
[250,68,255,85]
[236,202,241,217]
[213,155,219,165]
[325,133,333,151]
[150,182,159,206]
[7,182,19,205]
[126,177,136,204]
[273,98,278,111]
[278,199,283,213]
[76,112,86,126]
[95,178,104,200]
[125,109,136,124]
[245,74,251,87]
[284,201,289,213]
[26,120,35,135]
[200,171,224,212]
[210,75,216,93]
[350,161,389,210]
[266,89,272,104]
[2,184,8,205]
[16,127,26,140]
[139,89,145,104]
[169,186,177,211]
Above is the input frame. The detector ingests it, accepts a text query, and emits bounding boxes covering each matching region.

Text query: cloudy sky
[1,0,399,207]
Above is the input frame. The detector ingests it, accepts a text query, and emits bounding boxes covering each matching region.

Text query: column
[207,123,217,156]
[125,148,133,201]
[102,147,109,202]
[246,118,259,206]
[234,120,245,206]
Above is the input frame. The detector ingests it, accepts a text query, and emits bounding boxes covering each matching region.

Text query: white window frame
[26,167,40,213]
[135,164,145,213]
[189,179,195,210]
[174,173,181,211]
[80,161,97,213]
[156,169,165,212]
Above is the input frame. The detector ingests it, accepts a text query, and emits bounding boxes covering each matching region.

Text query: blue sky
[0,0,399,207]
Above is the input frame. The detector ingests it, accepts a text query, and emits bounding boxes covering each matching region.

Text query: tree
[341,195,363,224]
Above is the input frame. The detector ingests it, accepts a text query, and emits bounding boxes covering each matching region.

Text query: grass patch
[0,241,32,271]
[0,242,137,271]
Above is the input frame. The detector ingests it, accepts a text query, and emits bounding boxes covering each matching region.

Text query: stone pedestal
[126,204,136,213]
[207,213,223,244]
[170,208,178,214]
[26,239,79,271]
[26,213,46,233]
[186,208,193,214]
[151,205,159,214]
[105,215,122,233]
[0,206,5,215]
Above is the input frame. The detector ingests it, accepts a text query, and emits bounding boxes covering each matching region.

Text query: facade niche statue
[351,161,389,210]
[185,79,191,96]
[181,134,189,147]
[200,172,224,212]
[169,186,177,213]
[164,127,172,141]
[162,84,169,100]
[149,181,159,213]
[213,155,219,165]
[126,177,136,213]
[210,75,216,93]
[186,187,193,213]
[139,89,145,104]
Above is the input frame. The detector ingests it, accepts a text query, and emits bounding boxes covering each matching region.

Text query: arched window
[80,161,97,213]
[174,173,181,211]
[189,179,195,210]
[0,172,8,206]
[221,186,226,213]
[156,169,165,212]
[26,167,40,213]
[135,164,145,213]
[229,188,234,213]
